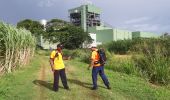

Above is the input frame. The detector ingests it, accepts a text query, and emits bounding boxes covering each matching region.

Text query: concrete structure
[69,4,101,32]
[83,33,97,48]
[38,4,159,49]
[68,4,159,46]
[69,4,132,45]
[88,26,132,44]
[38,19,58,49]
[132,31,159,39]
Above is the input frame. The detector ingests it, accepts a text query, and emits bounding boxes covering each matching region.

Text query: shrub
[104,50,138,75]
[62,49,73,57]
[132,38,170,84]
[62,49,91,64]
[100,40,133,54]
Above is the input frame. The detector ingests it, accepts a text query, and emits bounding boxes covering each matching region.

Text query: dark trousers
[92,66,109,88]
[53,68,68,91]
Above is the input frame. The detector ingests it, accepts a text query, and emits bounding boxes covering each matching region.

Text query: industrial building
[37,19,57,49]
[132,31,159,39]
[38,4,159,49]
[69,4,158,46]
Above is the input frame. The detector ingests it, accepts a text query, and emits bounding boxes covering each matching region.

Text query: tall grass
[99,38,170,85]
[98,40,133,54]
[63,48,138,75]
[0,22,36,73]
[63,37,170,85]
[63,49,91,63]
[132,38,170,84]
[104,51,138,75]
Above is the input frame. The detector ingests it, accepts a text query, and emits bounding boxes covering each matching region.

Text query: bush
[62,49,91,64]
[104,50,138,75]
[101,38,170,84]
[62,49,73,57]
[71,49,91,63]
[132,38,170,84]
[69,48,138,75]
[99,40,133,54]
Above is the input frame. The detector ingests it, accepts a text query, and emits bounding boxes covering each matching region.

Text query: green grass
[0,55,42,100]
[66,60,170,100]
[0,52,170,100]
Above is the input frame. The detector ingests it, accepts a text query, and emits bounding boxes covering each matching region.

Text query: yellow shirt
[91,49,101,67]
[50,50,65,70]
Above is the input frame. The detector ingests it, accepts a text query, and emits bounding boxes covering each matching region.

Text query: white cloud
[121,17,169,33]
[132,24,159,32]
[79,0,93,5]
[125,17,151,24]
[84,0,93,5]
[37,0,57,7]
[37,0,93,7]
[120,23,170,34]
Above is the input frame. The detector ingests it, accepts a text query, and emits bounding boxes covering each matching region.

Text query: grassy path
[1,53,170,100]
[34,56,103,100]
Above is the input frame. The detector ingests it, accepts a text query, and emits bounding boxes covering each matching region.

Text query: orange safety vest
[91,50,101,67]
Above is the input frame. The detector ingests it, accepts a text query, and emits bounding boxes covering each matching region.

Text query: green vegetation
[54,25,92,49]
[105,54,137,75]
[0,22,36,73]
[0,55,42,100]
[97,38,170,85]
[68,38,170,85]
[0,19,170,99]
[17,19,44,36]
[0,52,170,100]
[17,18,92,49]
[102,39,133,54]
[132,38,170,84]
[40,18,92,49]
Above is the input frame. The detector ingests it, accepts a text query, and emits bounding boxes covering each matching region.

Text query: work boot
[64,86,70,91]
[91,87,97,90]
[107,85,111,90]
[53,89,58,92]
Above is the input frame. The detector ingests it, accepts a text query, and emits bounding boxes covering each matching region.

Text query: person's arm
[49,58,54,72]
[88,58,94,70]
[61,51,67,60]
[63,55,71,60]
[49,51,55,72]
[88,51,95,70]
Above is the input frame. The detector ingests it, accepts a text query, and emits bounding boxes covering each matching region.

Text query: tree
[42,19,69,42]
[59,25,92,49]
[44,19,92,49]
[17,19,44,36]
[163,32,170,38]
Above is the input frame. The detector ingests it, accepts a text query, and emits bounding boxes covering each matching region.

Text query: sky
[0,0,170,34]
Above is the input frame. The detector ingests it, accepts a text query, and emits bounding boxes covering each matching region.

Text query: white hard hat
[91,44,97,48]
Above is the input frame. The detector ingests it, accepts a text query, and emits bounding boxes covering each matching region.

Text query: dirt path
[65,62,102,100]
[39,64,46,100]
[34,57,102,100]
[35,64,46,100]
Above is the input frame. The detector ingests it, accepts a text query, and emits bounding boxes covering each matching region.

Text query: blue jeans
[92,66,109,88]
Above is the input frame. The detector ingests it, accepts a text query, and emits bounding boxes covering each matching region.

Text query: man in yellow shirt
[88,45,110,90]
[50,44,69,92]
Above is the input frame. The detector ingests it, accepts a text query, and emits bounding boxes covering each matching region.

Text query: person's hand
[87,66,91,70]
[51,68,54,72]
